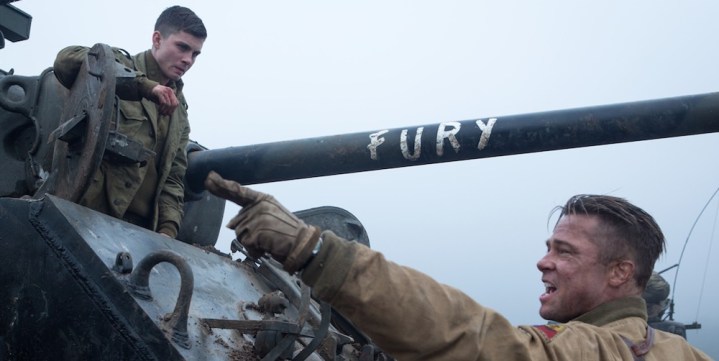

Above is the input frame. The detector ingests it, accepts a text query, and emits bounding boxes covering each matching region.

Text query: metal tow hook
[126,249,194,349]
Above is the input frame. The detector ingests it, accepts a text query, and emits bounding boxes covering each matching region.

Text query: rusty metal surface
[0,195,345,360]
[34,43,115,202]
[0,68,65,197]
[185,91,719,191]
[0,192,393,360]
[60,196,309,359]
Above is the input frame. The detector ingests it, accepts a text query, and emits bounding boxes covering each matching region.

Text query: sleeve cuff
[137,77,160,100]
[157,221,179,239]
[300,231,358,301]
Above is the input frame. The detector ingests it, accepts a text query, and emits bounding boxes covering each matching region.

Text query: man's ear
[609,260,635,287]
[152,31,162,49]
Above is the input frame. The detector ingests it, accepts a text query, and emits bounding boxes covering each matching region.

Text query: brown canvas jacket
[302,232,713,361]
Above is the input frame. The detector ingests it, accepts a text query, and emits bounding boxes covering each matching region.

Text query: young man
[203,171,712,360]
[53,6,207,238]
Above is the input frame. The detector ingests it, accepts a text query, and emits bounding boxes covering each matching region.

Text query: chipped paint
[476,118,497,150]
[400,127,423,161]
[367,118,498,162]
[367,130,388,160]
[436,121,461,156]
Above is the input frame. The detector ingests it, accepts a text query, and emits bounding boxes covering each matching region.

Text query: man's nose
[181,53,193,66]
[536,253,553,272]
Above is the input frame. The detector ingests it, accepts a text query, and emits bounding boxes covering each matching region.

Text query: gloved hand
[204,171,321,274]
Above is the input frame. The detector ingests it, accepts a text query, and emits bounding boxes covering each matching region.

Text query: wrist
[138,77,159,100]
[283,226,322,274]
[301,235,323,271]
[300,232,358,293]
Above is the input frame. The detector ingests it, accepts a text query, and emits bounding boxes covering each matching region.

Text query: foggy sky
[3,1,717,358]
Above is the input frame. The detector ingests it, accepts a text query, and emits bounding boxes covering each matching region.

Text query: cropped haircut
[155,6,207,39]
[555,194,665,290]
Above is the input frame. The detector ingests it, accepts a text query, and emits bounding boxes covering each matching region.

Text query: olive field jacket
[54,46,190,237]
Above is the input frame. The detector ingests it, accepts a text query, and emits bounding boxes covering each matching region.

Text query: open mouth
[540,281,557,303]
[544,282,557,294]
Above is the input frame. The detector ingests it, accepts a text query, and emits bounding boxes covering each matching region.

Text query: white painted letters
[400,127,423,161]
[366,118,498,161]
[368,130,389,160]
[476,118,496,150]
[436,122,461,156]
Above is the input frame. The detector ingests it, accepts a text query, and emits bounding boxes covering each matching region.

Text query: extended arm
[53,45,178,115]
[204,171,540,360]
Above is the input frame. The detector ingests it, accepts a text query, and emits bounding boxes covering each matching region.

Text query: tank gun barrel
[186,92,719,192]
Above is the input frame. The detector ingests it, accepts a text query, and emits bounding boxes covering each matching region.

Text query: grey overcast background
[3,1,718,358]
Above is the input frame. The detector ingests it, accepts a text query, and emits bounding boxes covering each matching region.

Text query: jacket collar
[574,296,648,327]
[135,50,184,94]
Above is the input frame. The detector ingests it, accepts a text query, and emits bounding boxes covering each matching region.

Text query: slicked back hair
[556,195,665,290]
[155,5,207,39]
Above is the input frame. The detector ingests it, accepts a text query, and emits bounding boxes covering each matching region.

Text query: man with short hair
[53,6,207,238]
[204,171,712,360]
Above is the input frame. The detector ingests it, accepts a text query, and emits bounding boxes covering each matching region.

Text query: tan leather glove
[204,171,321,274]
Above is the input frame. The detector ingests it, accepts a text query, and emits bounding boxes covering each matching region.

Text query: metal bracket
[48,110,88,145]
[104,130,155,166]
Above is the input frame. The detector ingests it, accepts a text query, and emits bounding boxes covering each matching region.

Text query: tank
[0,5,383,360]
[0,2,713,360]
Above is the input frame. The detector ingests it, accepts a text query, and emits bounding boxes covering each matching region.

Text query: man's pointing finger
[204,171,263,207]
